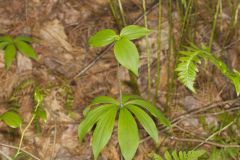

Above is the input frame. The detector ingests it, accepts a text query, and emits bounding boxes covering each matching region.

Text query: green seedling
[78,95,170,160]
[14,87,46,158]
[89,25,151,76]
[0,35,38,69]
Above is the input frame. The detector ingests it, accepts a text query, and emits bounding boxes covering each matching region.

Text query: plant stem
[14,103,40,158]
[193,119,235,150]
[224,0,240,45]
[117,63,123,107]
[117,0,126,26]
[142,0,152,100]
[209,0,221,51]
[109,0,140,95]
[179,0,193,45]
[108,0,124,29]
[166,0,175,108]
[154,0,162,103]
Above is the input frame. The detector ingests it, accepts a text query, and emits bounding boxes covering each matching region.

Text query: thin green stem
[108,0,140,95]
[117,0,126,26]
[154,0,162,102]
[209,0,221,50]
[193,119,235,150]
[166,0,174,108]
[14,103,40,158]
[108,0,124,28]
[224,0,240,45]
[180,0,193,45]
[142,0,152,100]
[117,63,123,107]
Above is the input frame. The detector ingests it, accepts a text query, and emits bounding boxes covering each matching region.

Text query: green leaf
[118,108,139,160]
[89,29,117,47]
[122,94,142,103]
[92,106,118,159]
[120,25,151,40]
[4,44,16,69]
[0,35,13,43]
[0,41,9,49]
[209,148,221,160]
[78,104,115,142]
[187,150,206,160]
[91,96,119,106]
[172,150,180,160]
[15,40,37,60]
[1,111,22,128]
[175,50,201,93]
[15,36,33,43]
[126,105,158,143]
[35,107,47,123]
[34,87,44,104]
[231,70,240,96]
[164,151,172,160]
[114,37,139,76]
[126,99,171,127]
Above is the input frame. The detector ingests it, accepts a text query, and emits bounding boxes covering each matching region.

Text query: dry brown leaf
[40,19,74,52]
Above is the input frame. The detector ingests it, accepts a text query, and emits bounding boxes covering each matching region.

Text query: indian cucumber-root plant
[89,25,151,76]
[78,95,171,160]
[78,25,171,160]
[0,35,38,69]
[176,43,240,95]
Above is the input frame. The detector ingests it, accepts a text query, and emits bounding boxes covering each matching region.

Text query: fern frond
[231,70,240,96]
[152,150,206,160]
[177,43,240,96]
[175,50,201,92]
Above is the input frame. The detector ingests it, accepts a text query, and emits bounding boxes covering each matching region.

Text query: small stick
[0,149,12,160]
[171,136,240,148]
[0,143,40,160]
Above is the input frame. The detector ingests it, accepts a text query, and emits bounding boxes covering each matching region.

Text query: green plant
[14,87,46,158]
[78,95,170,160]
[0,35,37,69]
[0,111,22,128]
[209,148,239,160]
[89,25,151,76]
[152,150,206,160]
[176,43,240,95]
[79,25,170,160]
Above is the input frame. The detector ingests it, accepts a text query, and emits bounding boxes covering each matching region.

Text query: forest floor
[0,0,240,160]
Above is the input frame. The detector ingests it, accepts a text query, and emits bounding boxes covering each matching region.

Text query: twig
[193,119,235,150]
[0,149,12,160]
[140,98,240,143]
[0,143,40,160]
[50,123,57,160]
[171,136,240,148]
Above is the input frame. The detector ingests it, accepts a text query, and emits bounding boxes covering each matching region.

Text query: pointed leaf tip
[118,108,139,160]
[89,29,116,48]
[120,25,151,40]
[114,37,139,76]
